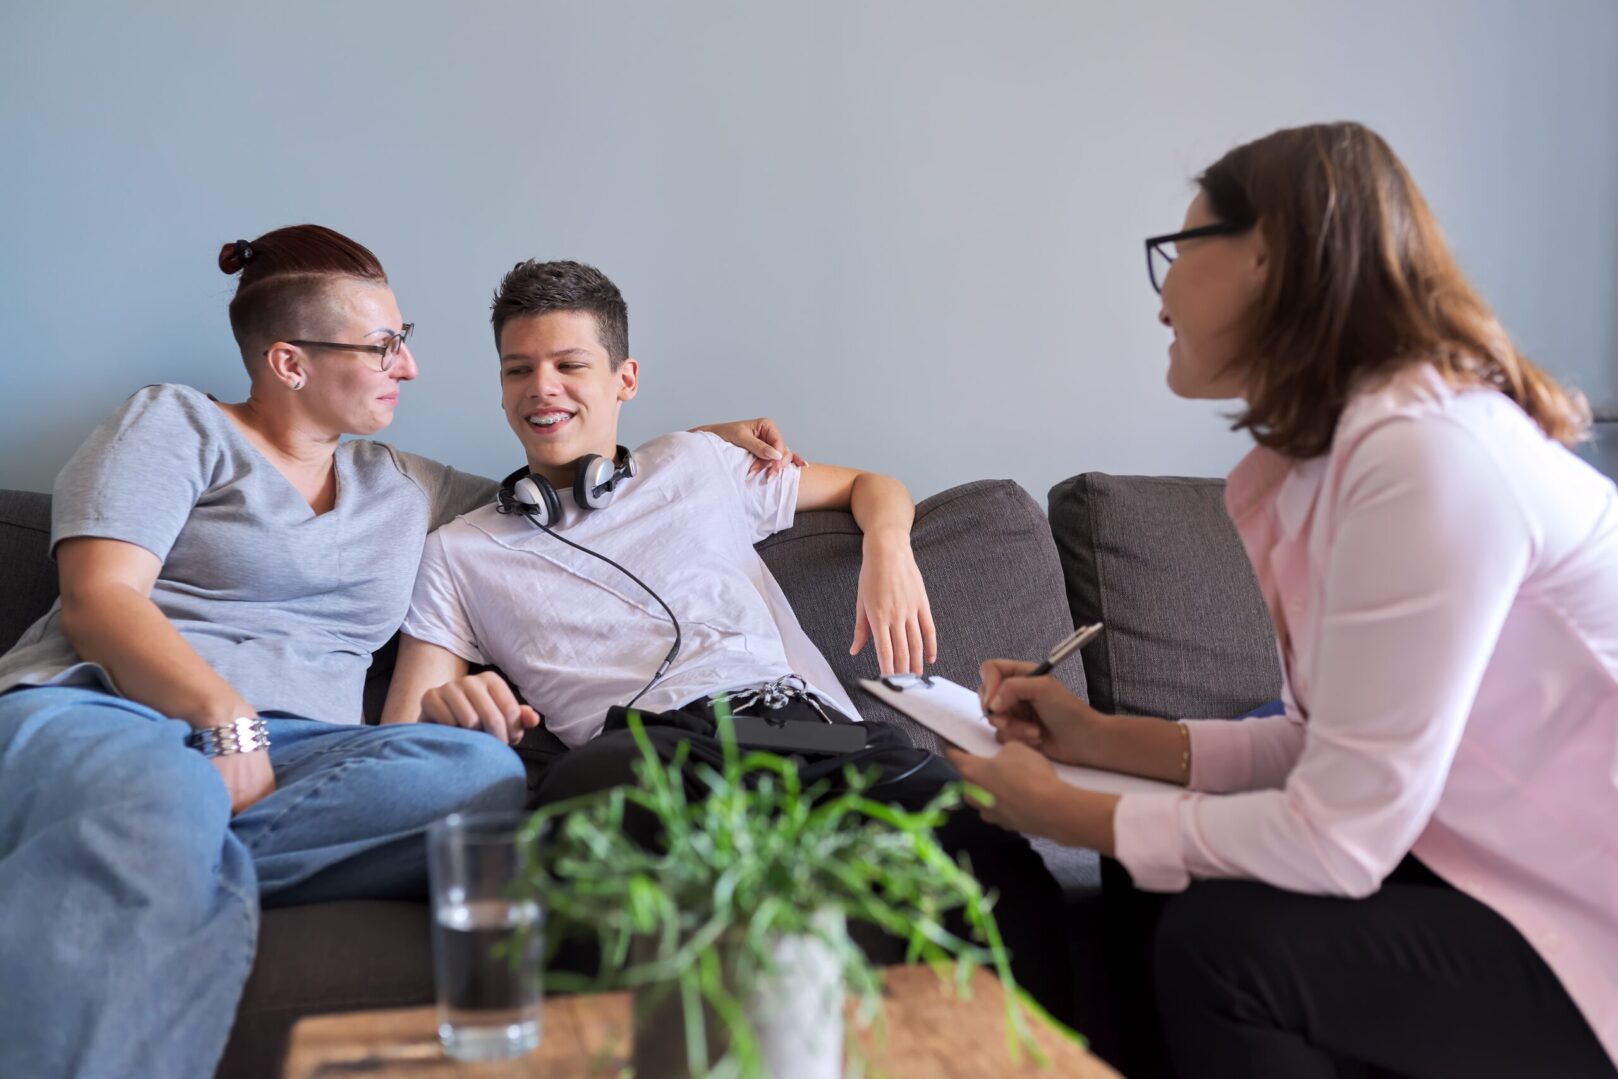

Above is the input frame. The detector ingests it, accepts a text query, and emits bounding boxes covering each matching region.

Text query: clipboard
[860,674,1180,797]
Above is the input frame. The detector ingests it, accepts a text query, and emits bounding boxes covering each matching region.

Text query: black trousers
[516,699,1078,1027]
[1105,855,1613,1079]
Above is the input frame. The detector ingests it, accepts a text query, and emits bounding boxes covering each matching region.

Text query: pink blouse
[1113,365,1618,1062]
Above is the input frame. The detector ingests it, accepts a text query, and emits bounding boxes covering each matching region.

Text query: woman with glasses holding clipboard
[948,123,1618,1079]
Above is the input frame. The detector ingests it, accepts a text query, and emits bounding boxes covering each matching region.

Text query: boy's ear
[616,357,639,402]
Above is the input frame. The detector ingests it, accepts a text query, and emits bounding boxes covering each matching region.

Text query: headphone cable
[522,515,683,710]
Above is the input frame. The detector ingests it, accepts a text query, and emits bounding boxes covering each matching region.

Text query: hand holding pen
[977,623,1108,766]
[978,622,1102,713]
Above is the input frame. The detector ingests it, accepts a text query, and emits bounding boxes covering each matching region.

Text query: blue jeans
[0,685,527,1079]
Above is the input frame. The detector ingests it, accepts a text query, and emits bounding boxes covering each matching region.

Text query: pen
[1028,622,1104,677]
[979,622,1105,719]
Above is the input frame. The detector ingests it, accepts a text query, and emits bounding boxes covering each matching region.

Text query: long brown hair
[217,224,387,369]
[1200,122,1589,458]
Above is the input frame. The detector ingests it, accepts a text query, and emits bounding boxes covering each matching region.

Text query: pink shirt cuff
[1113,792,1192,892]
[1183,717,1255,793]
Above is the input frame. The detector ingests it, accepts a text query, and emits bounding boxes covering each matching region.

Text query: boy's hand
[851,531,938,675]
[421,672,541,746]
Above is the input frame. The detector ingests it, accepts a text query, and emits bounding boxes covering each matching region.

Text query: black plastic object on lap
[725,714,868,754]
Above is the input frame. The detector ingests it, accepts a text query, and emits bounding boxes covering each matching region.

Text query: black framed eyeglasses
[282,323,415,372]
[1144,224,1249,294]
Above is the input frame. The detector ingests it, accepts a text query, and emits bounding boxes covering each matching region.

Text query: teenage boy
[382,260,1073,1017]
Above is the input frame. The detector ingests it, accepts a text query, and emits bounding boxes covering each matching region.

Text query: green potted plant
[517,709,1071,1078]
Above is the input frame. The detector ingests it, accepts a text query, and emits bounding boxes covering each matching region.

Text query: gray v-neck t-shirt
[0,383,497,724]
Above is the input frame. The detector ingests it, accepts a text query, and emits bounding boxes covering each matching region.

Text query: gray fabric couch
[0,473,1283,1077]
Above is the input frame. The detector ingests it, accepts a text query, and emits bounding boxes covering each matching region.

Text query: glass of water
[427,811,544,1062]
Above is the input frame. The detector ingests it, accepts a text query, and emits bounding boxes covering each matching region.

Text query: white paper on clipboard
[860,675,1180,797]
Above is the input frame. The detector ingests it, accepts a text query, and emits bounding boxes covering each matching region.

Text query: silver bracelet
[185,716,270,758]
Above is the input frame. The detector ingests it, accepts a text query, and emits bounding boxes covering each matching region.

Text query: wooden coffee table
[283,964,1119,1078]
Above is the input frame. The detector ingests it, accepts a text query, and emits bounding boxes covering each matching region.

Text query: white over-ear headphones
[496,445,638,528]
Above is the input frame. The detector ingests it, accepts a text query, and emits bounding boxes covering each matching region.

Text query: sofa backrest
[0,490,54,653]
[0,482,1088,753]
[1048,473,1281,720]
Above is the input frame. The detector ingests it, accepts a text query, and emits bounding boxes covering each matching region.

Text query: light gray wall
[4,1,1615,501]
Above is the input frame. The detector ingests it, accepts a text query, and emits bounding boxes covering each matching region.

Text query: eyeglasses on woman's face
[281,323,415,372]
[1144,224,1249,295]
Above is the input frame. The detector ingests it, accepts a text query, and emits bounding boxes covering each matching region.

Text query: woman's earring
[292,379,305,391]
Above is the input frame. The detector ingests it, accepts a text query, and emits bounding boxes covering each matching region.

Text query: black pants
[1105,855,1613,1079]
[517,699,1078,1026]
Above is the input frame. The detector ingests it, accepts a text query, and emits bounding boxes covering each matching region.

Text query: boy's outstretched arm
[796,464,937,676]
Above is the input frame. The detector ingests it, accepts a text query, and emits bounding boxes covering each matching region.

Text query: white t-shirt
[402,431,861,747]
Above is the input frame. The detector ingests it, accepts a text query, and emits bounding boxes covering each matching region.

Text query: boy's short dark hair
[491,260,629,368]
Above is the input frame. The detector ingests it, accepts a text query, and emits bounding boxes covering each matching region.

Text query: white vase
[632,913,845,1079]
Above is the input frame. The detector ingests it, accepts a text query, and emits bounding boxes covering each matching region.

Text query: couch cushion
[221,900,434,1079]
[760,480,1088,755]
[0,490,55,655]
[1048,473,1280,718]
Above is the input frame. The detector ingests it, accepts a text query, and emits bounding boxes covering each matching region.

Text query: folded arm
[58,538,253,727]
[56,537,273,812]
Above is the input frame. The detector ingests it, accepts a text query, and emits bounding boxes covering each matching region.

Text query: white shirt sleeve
[1114,415,1533,896]
[401,528,488,666]
[692,432,801,543]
